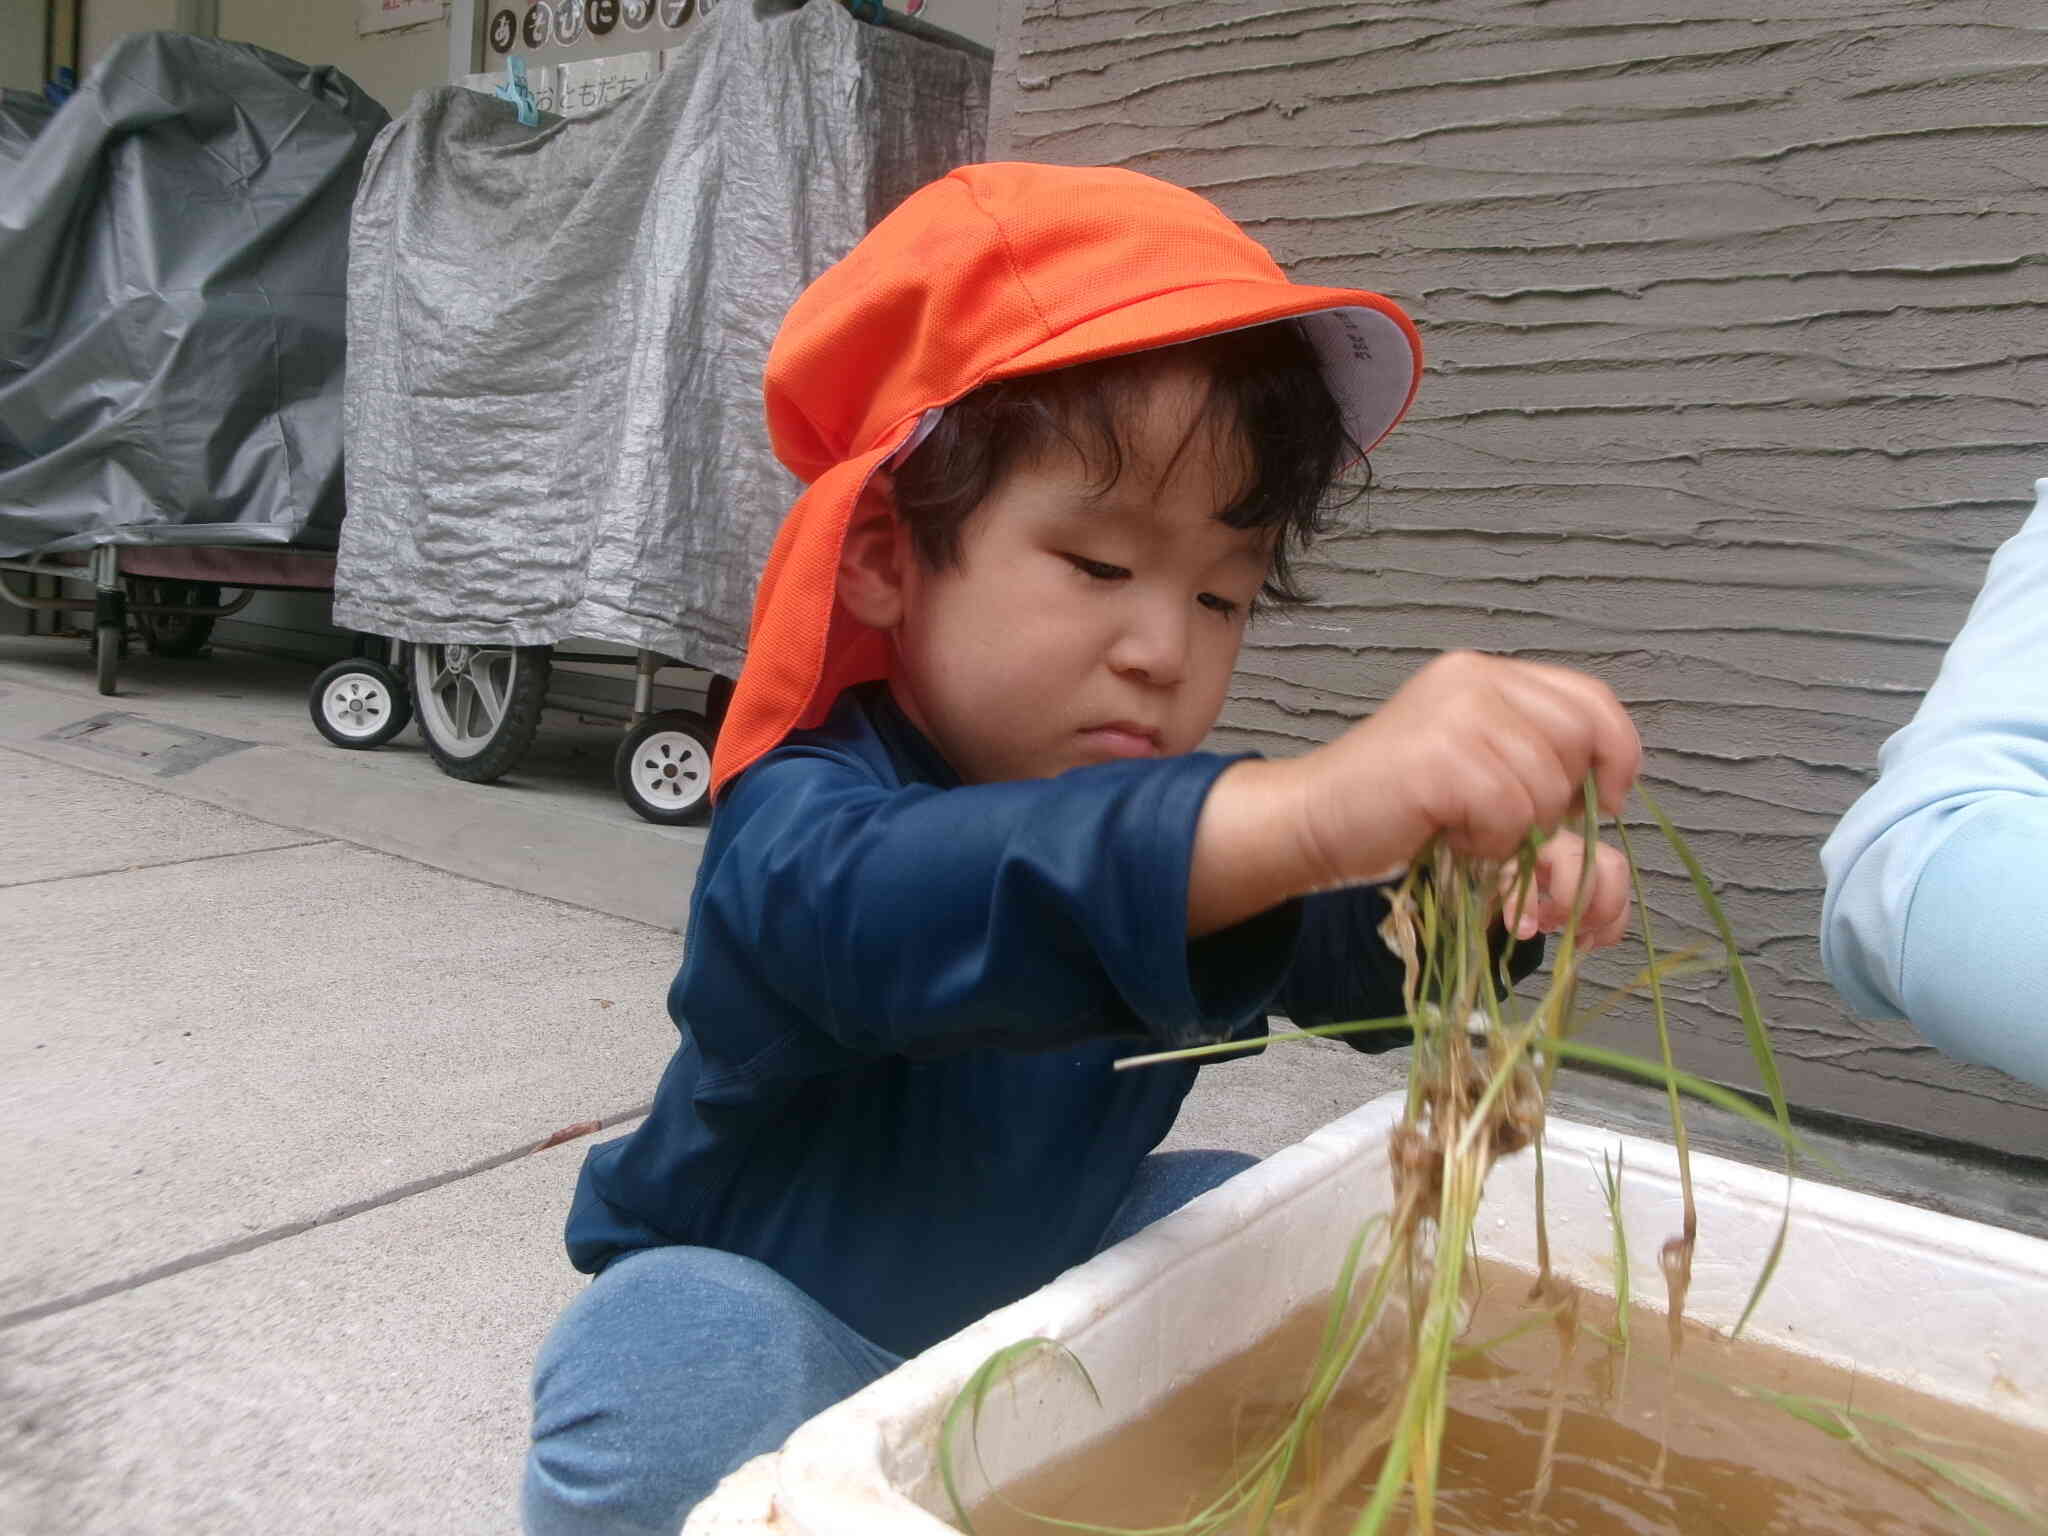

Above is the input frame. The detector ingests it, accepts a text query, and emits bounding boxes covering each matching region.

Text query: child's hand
[1291,652,1640,886]
[1500,831,1632,952]
[1189,653,1640,938]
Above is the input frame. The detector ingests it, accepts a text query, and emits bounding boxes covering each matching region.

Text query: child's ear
[836,481,911,631]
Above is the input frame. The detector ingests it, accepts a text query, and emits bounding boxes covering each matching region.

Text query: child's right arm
[694,745,1298,1061]
[1188,651,1641,936]
[693,654,1635,1067]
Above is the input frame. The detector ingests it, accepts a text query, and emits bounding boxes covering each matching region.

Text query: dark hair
[890,320,1366,607]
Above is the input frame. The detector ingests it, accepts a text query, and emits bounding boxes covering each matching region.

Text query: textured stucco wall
[994,1,2048,1155]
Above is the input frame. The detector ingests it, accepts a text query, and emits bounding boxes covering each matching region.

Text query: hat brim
[989,280,1423,460]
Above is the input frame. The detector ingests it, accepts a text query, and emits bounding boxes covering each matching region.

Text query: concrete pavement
[0,635,712,933]
[0,807,679,1324]
[0,634,1407,1533]
[0,1129,618,1535]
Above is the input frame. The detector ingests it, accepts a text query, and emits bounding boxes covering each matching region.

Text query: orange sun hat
[709,161,1424,799]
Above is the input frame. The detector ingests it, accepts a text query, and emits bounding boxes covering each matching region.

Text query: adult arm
[1819,478,2048,1089]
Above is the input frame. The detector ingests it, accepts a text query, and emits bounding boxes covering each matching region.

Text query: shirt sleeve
[1818,477,2048,1090]
[691,746,1297,1062]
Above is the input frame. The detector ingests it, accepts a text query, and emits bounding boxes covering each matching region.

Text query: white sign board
[460,48,658,116]
[360,0,446,36]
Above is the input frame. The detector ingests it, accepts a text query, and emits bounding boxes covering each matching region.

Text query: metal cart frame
[0,545,268,694]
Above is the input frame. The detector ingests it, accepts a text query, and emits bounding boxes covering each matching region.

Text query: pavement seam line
[0,1102,654,1333]
[0,734,682,935]
[0,838,337,890]
[0,737,325,849]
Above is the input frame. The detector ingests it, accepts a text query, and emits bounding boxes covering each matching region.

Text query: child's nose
[1108,594,1189,687]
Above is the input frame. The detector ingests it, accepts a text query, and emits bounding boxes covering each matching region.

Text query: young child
[523,163,1638,1535]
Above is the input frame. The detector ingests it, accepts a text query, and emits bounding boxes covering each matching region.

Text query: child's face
[888,361,1271,785]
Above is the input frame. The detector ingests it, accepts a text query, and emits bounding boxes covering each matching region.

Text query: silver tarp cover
[334,1,988,676]
[0,34,389,558]
[0,89,56,170]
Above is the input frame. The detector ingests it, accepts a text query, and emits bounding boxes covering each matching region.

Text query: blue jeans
[522,1148,1257,1535]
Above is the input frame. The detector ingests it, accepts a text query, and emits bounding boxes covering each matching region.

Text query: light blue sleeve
[1818,478,2048,1090]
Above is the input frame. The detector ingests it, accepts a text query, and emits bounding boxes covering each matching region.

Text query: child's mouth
[1079,723,1163,758]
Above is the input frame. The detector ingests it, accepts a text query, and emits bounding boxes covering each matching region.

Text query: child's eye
[1063,553,1130,582]
[1198,592,1243,618]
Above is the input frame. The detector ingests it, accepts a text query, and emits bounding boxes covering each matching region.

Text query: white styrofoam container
[687,1092,2048,1534]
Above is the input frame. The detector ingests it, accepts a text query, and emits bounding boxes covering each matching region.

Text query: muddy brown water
[972,1261,2047,1535]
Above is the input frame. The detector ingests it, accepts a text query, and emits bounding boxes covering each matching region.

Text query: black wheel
[614,709,714,826]
[704,672,735,735]
[410,641,552,782]
[94,623,119,695]
[134,579,219,657]
[309,657,413,749]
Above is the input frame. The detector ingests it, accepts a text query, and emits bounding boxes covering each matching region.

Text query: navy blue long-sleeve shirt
[565,684,1531,1356]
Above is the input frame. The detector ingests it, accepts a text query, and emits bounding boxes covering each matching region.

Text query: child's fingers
[1497,861,1541,939]
[1575,887,1630,950]
[1445,740,1549,862]
[1569,846,1633,950]
[1581,689,1643,818]
[1509,663,1642,817]
[1501,840,1573,940]
[1506,835,1632,950]
[1477,722,1579,835]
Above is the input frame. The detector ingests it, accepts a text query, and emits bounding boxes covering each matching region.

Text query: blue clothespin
[846,0,889,23]
[43,66,76,107]
[496,56,540,127]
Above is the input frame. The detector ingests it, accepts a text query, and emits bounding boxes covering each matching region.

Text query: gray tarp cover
[0,90,55,169]
[333,0,988,676]
[0,34,389,558]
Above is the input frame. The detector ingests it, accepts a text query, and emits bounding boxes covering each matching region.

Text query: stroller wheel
[94,622,121,695]
[614,709,714,826]
[310,657,414,749]
[411,642,551,782]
